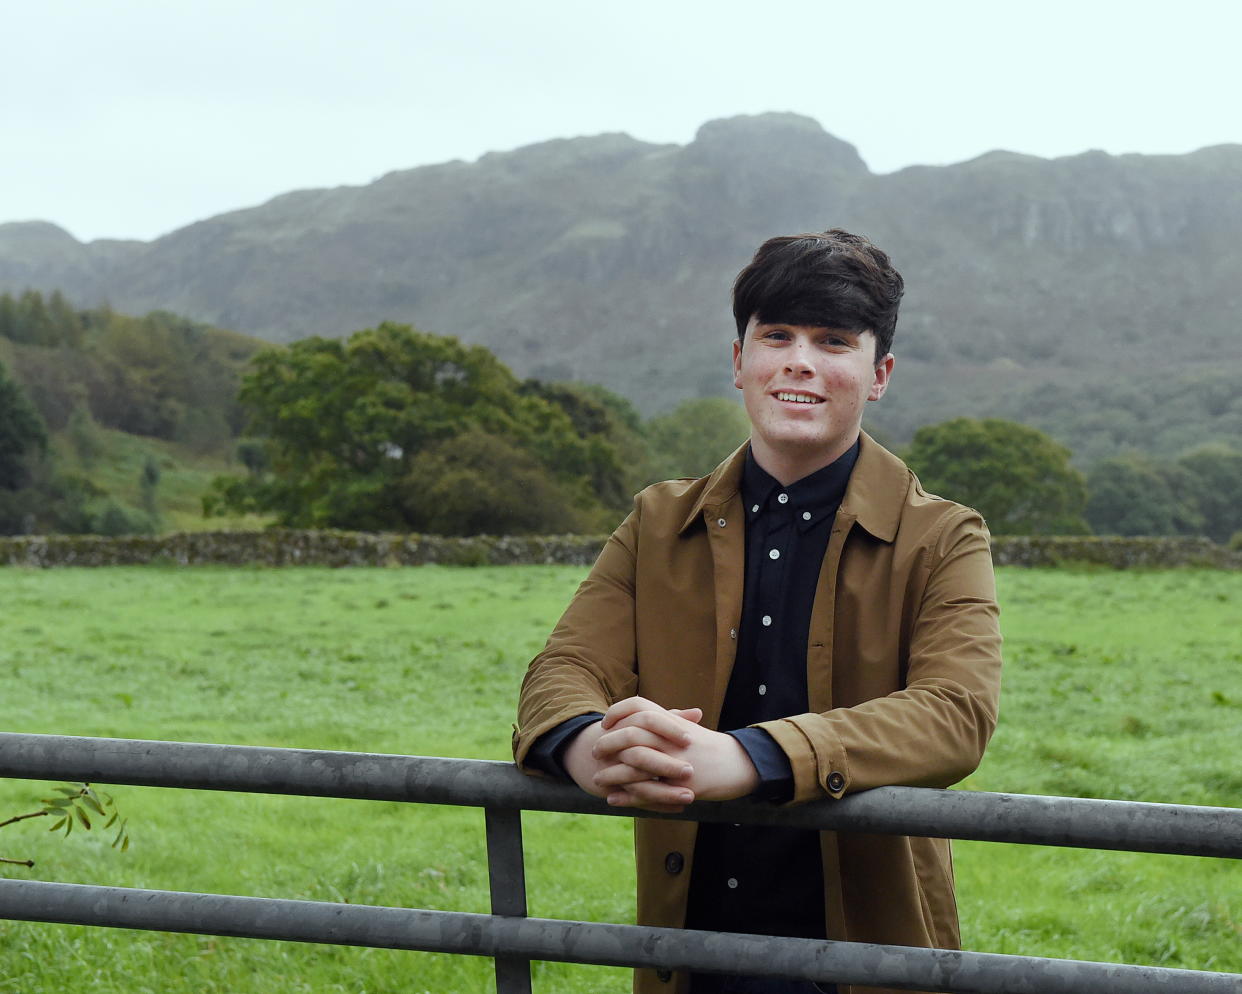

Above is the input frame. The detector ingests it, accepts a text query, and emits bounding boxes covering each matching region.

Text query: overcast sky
[6,0,1240,243]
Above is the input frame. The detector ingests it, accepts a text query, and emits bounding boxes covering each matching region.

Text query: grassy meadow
[0,565,1239,992]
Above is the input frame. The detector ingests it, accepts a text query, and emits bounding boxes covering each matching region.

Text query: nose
[784,342,815,376]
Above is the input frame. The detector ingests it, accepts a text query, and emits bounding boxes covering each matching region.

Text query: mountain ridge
[3,112,1240,461]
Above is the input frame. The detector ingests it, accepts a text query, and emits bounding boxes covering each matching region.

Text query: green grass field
[0,565,1239,992]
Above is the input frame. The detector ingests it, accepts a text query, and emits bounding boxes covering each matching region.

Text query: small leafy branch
[1,783,129,868]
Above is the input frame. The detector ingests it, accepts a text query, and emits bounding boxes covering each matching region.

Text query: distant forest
[2,291,1238,544]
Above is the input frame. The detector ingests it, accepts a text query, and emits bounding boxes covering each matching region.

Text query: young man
[513,230,1003,994]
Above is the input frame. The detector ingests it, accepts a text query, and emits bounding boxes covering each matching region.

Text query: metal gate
[1,732,1239,993]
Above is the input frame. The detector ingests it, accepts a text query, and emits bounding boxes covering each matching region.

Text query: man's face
[732,316,893,482]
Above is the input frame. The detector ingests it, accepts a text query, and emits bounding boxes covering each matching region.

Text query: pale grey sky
[5,0,1239,242]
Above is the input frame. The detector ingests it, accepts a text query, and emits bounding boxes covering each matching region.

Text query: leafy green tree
[645,397,751,481]
[208,323,622,533]
[67,394,103,468]
[0,358,47,491]
[140,455,162,518]
[519,379,654,505]
[1086,456,1202,536]
[0,293,16,340]
[904,417,1089,535]
[1177,445,1242,544]
[400,427,595,535]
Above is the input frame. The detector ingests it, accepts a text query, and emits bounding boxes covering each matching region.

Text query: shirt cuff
[726,727,794,802]
[525,714,604,779]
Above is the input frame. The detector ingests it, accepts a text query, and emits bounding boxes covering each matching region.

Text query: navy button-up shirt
[685,440,858,942]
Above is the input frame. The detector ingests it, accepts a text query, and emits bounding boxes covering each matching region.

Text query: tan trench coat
[514,433,1003,994]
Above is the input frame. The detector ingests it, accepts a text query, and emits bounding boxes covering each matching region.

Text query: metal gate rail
[1,732,1239,994]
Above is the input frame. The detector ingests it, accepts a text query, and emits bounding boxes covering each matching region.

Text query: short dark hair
[732,229,904,361]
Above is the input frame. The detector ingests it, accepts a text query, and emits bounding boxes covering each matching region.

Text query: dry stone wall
[0,531,1237,569]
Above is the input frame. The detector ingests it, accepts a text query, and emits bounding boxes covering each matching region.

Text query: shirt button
[777,493,788,504]
[717,517,727,527]
[802,511,812,521]
[664,851,685,875]
[761,615,772,626]
[758,684,767,696]
[751,504,759,513]
[768,549,780,560]
[727,877,738,889]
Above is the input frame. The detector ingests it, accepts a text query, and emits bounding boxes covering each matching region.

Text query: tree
[140,454,162,518]
[400,427,595,535]
[207,323,625,533]
[904,418,1089,535]
[1177,445,1242,544]
[0,358,47,491]
[1086,456,1202,536]
[645,397,751,481]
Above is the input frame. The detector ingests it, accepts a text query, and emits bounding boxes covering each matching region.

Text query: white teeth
[776,391,821,404]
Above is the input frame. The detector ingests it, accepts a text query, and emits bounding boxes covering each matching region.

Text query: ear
[732,339,743,390]
[868,353,895,402]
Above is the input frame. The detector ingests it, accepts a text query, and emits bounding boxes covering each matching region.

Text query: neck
[748,434,860,487]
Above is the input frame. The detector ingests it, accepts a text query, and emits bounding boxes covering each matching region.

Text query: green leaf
[48,817,66,832]
[41,797,74,808]
[82,794,107,816]
[75,808,91,830]
[104,812,118,829]
[54,786,82,797]
[121,835,130,852]
[112,819,128,848]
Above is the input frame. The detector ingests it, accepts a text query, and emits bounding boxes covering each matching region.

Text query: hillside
[0,299,269,533]
[2,113,1240,461]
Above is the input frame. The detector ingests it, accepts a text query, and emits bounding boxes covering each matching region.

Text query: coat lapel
[680,443,748,729]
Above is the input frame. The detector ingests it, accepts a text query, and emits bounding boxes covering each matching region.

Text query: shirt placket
[754,490,793,720]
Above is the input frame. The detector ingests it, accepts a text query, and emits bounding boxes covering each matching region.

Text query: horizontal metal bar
[0,732,1238,858]
[1,880,1237,994]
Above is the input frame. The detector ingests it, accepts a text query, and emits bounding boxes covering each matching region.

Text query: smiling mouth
[774,391,824,404]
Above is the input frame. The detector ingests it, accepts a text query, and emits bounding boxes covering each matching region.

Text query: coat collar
[677,432,910,542]
[838,432,911,543]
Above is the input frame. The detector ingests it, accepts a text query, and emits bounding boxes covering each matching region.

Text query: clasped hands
[562,696,759,812]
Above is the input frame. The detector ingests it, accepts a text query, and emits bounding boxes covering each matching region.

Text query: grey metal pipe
[0,879,1236,994]
[0,732,1239,858]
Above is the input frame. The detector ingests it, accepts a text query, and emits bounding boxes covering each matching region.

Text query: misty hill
[2,113,1240,462]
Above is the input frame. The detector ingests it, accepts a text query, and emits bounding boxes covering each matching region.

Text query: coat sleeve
[512,505,642,772]
[755,506,1002,804]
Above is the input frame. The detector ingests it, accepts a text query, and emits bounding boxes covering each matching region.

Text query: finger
[605,708,695,746]
[670,707,704,725]
[594,751,693,786]
[600,696,664,729]
[593,723,676,758]
[607,780,695,810]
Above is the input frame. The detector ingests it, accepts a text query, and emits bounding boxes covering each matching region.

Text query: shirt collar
[678,431,909,538]
[742,440,859,531]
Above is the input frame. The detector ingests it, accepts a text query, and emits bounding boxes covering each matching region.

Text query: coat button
[827,771,846,792]
[717,517,727,527]
[664,851,684,875]
[656,968,673,982]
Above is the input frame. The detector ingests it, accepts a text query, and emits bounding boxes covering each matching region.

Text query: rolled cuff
[753,713,850,803]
